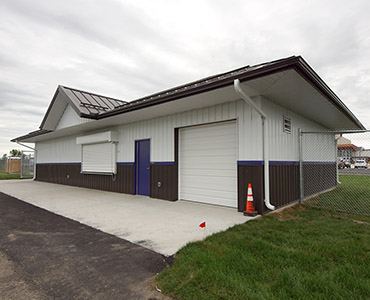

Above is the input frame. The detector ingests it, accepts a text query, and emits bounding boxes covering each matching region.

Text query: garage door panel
[181,157,237,167]
[182,136,236,144]
[181,188,237,199]
[181,187,237,199]
[180,169,236,177]
[181,192,237,207]
[181,123,236,137]
[179,121,237,208]
[181,176,236,191]
[181,160,236,169]
[180,148,236,157]
[181,132,236,142]
[180,139,236,151]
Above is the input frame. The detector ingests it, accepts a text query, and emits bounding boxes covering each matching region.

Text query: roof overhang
[95,56,364,131]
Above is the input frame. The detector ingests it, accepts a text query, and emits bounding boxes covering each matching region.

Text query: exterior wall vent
[283,116,292,134]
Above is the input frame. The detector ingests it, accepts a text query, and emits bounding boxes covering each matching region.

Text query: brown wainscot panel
[238,161,300,215]
[269,162,300,209]
[36,163,134,194]
[150,162,178,201]
[237,162,264,214]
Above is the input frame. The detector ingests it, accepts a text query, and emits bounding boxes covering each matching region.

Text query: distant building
[353,149,370,162]
[337,137,358,160]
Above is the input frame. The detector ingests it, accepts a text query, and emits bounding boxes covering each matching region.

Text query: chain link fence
[21,151,34,179]
[0,156,6,173]
[301,130,370,216]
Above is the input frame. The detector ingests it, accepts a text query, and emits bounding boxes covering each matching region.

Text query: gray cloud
[0,0,370,154]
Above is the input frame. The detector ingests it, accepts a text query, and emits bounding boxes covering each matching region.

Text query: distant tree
[9,149,21,157]
[2,153,7,158]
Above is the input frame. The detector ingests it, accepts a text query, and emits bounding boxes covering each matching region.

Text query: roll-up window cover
[81,142,117,174]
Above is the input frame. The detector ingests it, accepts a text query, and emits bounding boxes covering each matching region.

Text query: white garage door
[179,121,237,207]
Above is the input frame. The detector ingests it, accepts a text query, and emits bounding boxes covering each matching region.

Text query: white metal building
[13,56,365,214]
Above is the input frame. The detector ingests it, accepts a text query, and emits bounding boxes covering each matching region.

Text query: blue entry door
[135,139,150,196]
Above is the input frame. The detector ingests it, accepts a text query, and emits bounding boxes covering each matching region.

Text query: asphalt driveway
[0,192,172,300]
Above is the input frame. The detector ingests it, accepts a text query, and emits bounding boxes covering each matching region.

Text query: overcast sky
[1,0,370,155]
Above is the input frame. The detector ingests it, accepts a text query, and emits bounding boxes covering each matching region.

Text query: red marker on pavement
[199,221,206,228]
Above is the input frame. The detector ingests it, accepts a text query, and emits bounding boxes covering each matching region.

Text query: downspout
[299,129,304,203]
[15,141,37,180]
[234,79,275,211]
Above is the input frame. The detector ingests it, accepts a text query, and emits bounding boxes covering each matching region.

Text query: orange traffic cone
[244,183,258,216]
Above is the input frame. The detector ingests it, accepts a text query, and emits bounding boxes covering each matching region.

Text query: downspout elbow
[265,201,275,211]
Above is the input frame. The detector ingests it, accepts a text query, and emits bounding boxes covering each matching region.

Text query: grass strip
[156,205,370,300]
[307,175,370,215]
[0,172,21,180]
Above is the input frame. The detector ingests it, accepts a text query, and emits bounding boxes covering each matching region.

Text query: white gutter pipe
[15,141,36,180]
[234,79,275,211]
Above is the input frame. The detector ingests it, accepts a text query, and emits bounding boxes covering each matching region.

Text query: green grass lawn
[307,175,370,215]
[0,172,21,180]
[156,205,370,300]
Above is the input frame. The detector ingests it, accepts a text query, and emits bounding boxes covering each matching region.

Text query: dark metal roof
[60,86,128,115]
[39,86,128,129]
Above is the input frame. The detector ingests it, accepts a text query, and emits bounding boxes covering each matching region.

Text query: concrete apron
[0,180,254,256]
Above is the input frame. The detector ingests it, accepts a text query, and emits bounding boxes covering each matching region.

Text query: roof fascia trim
[11,129,52,142]
[39,87,61,129]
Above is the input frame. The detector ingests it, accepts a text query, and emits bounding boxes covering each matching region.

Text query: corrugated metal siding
[37,97,335,165]
[238,163,306,214]
[237,100,263,161]
[36,163,134,194]
[36,135,81,163]
[116,100,263,163]
[56,104,92,130]
[262,97,335,162]
[34,95,339,210]
[269,164,300,209]
[114,96,334,164]
[150,128,178,201]
[238,164,264,213]
[150,164,177,200]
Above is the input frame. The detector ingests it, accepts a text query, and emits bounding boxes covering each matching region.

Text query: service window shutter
[81,142,117,174]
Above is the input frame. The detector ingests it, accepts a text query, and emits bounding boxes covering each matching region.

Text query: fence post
[20,151,24,179]
[299,129,304,203]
